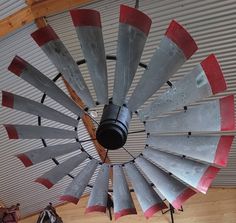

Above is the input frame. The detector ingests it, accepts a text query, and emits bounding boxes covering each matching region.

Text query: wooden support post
[0,0,94,37]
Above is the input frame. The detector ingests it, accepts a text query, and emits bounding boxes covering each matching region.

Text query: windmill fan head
[2,4,235,220]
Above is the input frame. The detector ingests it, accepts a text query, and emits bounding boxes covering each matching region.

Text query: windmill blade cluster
[2,4,235,220]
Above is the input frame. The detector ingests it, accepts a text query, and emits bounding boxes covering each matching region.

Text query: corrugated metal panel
[47,0,236,186]
[1,0,236,219]
[0,0,27,19]
[0,22,99,217]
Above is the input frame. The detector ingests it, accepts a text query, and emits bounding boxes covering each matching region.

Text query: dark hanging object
[36,203,63,223]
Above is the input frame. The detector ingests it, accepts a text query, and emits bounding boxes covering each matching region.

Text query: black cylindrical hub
[96,103,132,150]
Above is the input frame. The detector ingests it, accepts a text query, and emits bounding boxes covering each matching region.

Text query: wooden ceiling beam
[0,0,94,37]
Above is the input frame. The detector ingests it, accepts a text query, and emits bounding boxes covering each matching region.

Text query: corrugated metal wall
[0,0,26,19]
[0,0,236,218]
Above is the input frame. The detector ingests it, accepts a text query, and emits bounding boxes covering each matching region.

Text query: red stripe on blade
[8,55,27,76]
[60,195,79,204]
[4,125,18,139]
[144,202,167,219]
[201,54,226,94]
[196,166,219,193]
[214,136,234,167]
[114,207,137,220]
[70,9,101,27]
[120,5,151,35]
[31,25,59,47]
[16,154,33,167]
[85,205,106,214]
[165,20,197,59]
[220,95,235,131]
[2,91,14,108]
[171,188,196,209]
[35,178,54,189]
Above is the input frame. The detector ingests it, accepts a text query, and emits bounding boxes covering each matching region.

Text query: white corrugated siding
[0,0,236,218]
[0,0,27,19]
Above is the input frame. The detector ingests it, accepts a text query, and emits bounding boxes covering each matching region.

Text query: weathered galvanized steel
[71,9,108,105]
[145,95,235,133]
[31,26,95,108]
[60,159,98,204]
[86,164,110,214]
[135,156,196,209]
[125,162,167,219]
[112,5,151,106]
[143,147,219,193]
[35,152,88,189]
[113,165,137,220]
[147,135,234,167]
[2,91,79,127]
[127,20,197,112]
[139,54,226,121]
[16,142,83,167]
[7,55,83,116]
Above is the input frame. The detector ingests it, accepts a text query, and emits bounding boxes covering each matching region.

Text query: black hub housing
[96,103,132,150]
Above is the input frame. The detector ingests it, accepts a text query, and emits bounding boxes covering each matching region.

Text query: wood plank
[20,188,236,223]
[0,0,94,37]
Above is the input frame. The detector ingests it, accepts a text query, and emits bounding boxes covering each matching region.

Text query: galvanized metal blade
[143,147,219,194]
[145,95,235,134]
[113,165,137,220]
[135,156,196,209]
[70,9,108,105]
[60,159,98,204]
[35,152,87,189]
[125,162,167,219]
[112,5,152,106]
[16,142,82,167]
[8,56,83,116]
[31,25,95,108]
[139,54,227,121]
[147,135,234,167]
[127,20,198,112]
[2,91,78,127]
[86,164,110,214]
[4,124,77,139]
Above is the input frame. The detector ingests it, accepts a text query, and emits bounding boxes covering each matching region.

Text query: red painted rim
[60,195,79,204]
[144,202,167,219]
[114,207,137,220]
[196,166,219,193]
[85,205,106,214]
[171,188,196,209]
[220,95,235,131]
[70,9,101,27]
[31,25,59,47]
[214,136,234,167]
[165,20,198,59]
[35,178,54,189]
[201,54,227,94]
[4,125,18,139]
[8,55,27,76]
[2,91,14,108]
[16,154,33,167]
[120,4,151,35]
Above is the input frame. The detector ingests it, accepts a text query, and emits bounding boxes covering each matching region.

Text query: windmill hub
[96,103,132,150]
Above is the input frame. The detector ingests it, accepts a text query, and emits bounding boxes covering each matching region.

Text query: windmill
[2,3,235,221]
